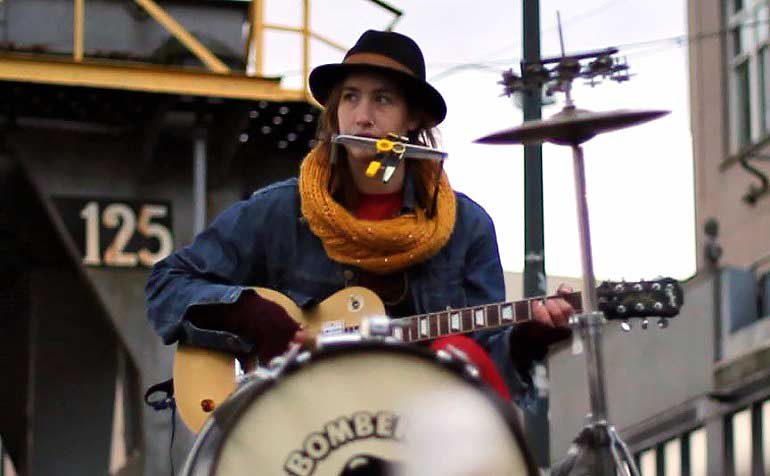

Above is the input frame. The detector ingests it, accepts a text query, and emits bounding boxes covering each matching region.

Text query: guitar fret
[500,303,513,323]
[487,305,499,327]
[392,326,404,341]
[409,318,419,342]
[450,311,461,332]
[515,300,530,322]
[474,307,486,328]
[461,309,473,331]
[419,317,429,338]
[429,314,439,338]
[439,312,449,335]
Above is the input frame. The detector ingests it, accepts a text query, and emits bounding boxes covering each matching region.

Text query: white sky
[263,0,696,282]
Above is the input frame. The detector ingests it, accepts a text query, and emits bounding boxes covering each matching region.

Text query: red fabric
[354,191,403,220]
[430,335,511,400]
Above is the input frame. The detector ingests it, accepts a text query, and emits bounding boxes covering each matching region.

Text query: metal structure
[0,0,359,102]
[0,1,401,474]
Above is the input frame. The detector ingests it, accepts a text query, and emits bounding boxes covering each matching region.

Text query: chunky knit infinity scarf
[299,144,456,275]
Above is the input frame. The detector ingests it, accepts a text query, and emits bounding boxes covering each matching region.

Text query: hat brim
[309,63,447,126]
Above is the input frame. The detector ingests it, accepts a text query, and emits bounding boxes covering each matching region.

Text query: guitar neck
[390,292,583,344]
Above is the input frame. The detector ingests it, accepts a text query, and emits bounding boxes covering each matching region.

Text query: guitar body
[173,286,385,433]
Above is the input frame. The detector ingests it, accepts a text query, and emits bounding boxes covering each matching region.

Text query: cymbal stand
[484,19,657,471]
[558,141,640,476]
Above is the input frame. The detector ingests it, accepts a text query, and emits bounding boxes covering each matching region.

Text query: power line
[272,18,769,81]
[481,0,631,65]
[428,17,770,82]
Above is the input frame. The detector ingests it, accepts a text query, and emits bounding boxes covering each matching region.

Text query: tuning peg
[652,282,662,291]
[635,303,645,312]
[614,283,624,293]
[633,283,643,291]
[653,302,664,312]
[620,320,632,332]
[641,318,649,330]
[657,318,669,329]
[616,304,627,315]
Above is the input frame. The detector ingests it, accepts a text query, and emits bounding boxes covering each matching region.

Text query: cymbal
[474,107,669,146]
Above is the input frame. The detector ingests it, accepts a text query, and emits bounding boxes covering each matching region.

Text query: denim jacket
[145,178,534,405]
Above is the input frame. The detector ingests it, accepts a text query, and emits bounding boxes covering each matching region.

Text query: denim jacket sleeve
[459,196,537,408]
[145,187,278,353]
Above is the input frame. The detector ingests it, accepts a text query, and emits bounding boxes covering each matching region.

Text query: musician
[145,30,573,404]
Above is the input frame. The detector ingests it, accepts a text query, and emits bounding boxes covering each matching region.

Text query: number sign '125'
[54,198,173,268]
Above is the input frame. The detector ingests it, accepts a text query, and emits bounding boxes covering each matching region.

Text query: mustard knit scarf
[299,144,456,275]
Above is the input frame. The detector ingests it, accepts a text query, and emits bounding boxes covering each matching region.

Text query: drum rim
[184,340,540,476]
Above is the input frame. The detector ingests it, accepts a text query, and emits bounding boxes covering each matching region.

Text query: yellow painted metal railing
[68,0,362,101]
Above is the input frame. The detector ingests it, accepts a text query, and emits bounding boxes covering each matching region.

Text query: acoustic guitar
[174,278,682,432]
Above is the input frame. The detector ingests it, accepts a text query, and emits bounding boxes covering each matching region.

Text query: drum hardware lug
[435,349,453,362]
[238,343,305,383]
[436,345,481,380]
[463,363,480,380]
[238,363,285,385]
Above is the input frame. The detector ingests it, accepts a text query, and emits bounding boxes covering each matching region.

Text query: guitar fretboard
[388,292,582,344]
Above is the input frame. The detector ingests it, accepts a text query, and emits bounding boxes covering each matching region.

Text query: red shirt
[354,191,403,220]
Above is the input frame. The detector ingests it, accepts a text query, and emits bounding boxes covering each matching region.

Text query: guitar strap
[144,378,175,411]
[144,379,177,476]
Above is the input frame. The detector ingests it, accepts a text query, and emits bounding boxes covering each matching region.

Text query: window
[689,427,708,476]
[735,61,753,148]
[639,448,657,476]
[760,46,770,132]
[726,0,770,150]
[762,400,770,474]
[636,429,707,476]
[664,439,682,476]
[731,408,753,476]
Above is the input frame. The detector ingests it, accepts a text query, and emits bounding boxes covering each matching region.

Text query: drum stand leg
[554,144,639,476]
[553,313,640,476]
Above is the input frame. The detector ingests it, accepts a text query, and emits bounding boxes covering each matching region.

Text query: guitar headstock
[597,278,683,330]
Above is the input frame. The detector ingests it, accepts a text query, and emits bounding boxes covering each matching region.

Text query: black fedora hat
[309,30,447,126]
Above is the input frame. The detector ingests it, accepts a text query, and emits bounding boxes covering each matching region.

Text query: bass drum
[181,342,538,476]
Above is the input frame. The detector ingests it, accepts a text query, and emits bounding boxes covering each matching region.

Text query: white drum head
[186,343,536,476]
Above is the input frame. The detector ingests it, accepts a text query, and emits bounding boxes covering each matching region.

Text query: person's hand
[531,283,575,329]
[510,284,575,364]
[187,290,300,363]
[234,292,301,363]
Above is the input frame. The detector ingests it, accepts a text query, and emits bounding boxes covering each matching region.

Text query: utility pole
[522,0,550,470]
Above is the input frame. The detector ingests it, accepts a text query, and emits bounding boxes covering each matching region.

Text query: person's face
[337,72,417,160]
[336,72,417,193]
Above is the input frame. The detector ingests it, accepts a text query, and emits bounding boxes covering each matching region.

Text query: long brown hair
[314,74,442,209]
